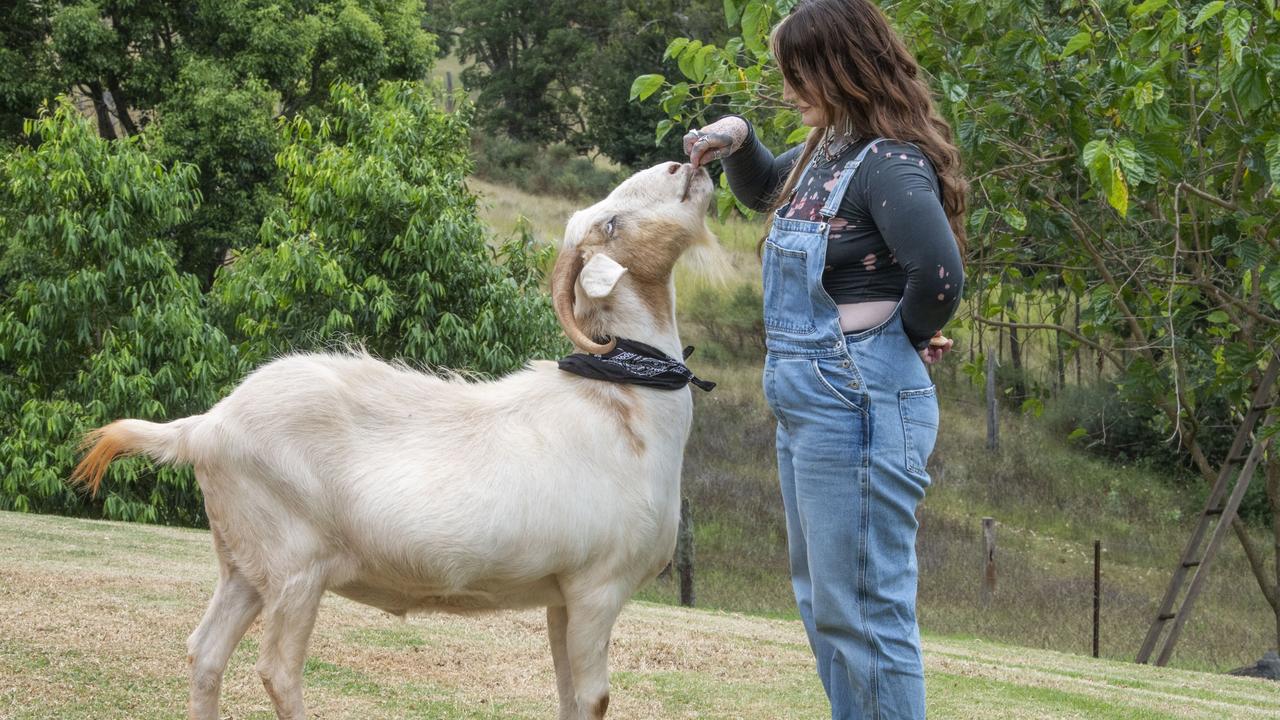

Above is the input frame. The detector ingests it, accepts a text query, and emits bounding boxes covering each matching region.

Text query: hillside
[2,511,1278,719]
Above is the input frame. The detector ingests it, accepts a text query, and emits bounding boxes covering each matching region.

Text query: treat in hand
[921,332,954,365]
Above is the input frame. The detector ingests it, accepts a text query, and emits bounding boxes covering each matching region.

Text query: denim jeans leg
[785,395,874,718]
[777,419,835,698]
[861,394,929,719]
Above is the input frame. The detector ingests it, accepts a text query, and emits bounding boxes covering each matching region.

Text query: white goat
[71,160,717,720]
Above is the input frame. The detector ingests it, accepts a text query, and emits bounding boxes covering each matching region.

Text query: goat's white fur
[73,160,716,720]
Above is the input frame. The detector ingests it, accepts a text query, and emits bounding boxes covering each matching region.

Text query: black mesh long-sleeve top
[721,120,964,351]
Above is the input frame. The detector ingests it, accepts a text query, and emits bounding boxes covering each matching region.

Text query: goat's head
[552,161,716,354]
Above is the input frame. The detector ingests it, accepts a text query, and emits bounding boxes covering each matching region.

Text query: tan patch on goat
[618,218,708,330]
[581,382,644,456]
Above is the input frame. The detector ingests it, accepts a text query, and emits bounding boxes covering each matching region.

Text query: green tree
[2,0,438,288]
[0,101,238,524]
[0,2,59,141]
[433,0,611,143]
[580,0,735,167]
[213,82,564,374]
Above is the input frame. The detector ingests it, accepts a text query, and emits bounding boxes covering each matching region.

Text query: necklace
[813,118,857,166]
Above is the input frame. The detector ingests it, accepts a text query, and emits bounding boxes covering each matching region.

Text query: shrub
[213,82,565,376]
[0,101,238,524]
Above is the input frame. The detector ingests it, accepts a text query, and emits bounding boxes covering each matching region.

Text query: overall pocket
[762,240,817,335]
[810,356,869,415]
[899,385,939,477]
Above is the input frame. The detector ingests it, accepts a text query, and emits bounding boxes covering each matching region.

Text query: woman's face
[782,76,828,127]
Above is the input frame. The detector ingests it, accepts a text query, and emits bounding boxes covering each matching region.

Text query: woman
[683,1,965,717]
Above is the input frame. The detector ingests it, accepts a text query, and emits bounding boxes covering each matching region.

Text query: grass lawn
[2,510,1278,719]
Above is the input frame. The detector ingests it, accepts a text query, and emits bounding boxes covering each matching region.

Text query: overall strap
[818,136,889,219]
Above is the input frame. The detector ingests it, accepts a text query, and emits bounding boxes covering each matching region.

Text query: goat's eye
[604,216,617,238]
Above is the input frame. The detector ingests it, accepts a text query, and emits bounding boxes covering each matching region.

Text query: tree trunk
[1008,298,1025,402]
[105,75,139,136]
[84,82,117,140]
[1074,294,1082,386]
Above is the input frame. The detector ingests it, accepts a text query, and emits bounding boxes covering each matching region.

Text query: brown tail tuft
[70,421,139,497]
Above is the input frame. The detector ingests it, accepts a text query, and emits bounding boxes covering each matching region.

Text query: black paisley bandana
[558,338,716,392]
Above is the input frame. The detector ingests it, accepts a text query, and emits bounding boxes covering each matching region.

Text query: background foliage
[0,0,563,523]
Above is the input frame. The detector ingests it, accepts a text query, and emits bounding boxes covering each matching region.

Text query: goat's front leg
[547,605,580,720]
[254,575,326,720]
[563,588,625,720]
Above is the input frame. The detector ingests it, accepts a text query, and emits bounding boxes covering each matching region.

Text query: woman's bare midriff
[837,300,899,334]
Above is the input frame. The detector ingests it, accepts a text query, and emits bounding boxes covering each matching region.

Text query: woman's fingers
[683,128,735,170]
[682,130,701,157]
[920,334,954,364]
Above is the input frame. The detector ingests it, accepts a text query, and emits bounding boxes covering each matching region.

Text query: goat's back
[194,351,692,600]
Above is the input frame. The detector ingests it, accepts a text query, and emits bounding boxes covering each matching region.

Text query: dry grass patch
[3,511,1279,719]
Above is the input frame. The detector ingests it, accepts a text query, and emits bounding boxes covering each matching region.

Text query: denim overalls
[761,138,938,719]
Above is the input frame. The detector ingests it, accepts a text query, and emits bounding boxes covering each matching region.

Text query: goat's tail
[70,417,201,496]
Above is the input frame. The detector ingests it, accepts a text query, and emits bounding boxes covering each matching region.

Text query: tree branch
[1177,182,1239,212]
[970,315,1124,368]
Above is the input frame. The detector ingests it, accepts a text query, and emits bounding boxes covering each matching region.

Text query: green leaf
[1062,31,1093,58]
[1129,0,1169,19]
[1002,207,1027,232]
[741,0,768,55]
[655,119,674,145]
[662,82,690,115]
[1191,0,1225,28]
[663,38,690,61]
[630,74,665,102]
[677,40,703,80]
[1113,139,1150,184]
[1082,139,1108,169]
[1107,164,1129,216]
[724,0,741,28]
[1223,8,1252,64]
[1067,427,1088,442]
[1207,310,1230,324]
[1021,397,1045,417]
[785,126,810,144]
[693,44,716,82]
[1266,135,1280,191]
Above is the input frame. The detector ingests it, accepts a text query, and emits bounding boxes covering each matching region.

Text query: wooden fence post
[982,517,997,604]
[677,497,695,607]
[1093,540,1101,658]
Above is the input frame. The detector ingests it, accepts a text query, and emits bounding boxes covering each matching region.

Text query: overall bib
[761,138,938,719]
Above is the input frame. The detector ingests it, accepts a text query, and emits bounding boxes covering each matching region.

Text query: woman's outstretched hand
[683,116,750,169]
[919,333,954,365]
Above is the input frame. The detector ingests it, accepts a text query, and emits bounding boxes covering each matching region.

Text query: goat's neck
[576,279,682,360]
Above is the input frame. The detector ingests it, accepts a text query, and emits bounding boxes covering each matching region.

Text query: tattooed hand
[683,116,750,169]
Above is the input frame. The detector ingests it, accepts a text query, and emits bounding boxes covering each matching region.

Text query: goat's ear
[579,252,628,298]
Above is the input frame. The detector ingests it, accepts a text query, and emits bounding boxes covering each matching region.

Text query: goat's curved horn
[551,247,616,355]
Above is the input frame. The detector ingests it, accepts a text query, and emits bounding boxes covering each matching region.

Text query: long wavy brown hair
[766,0,968,255]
